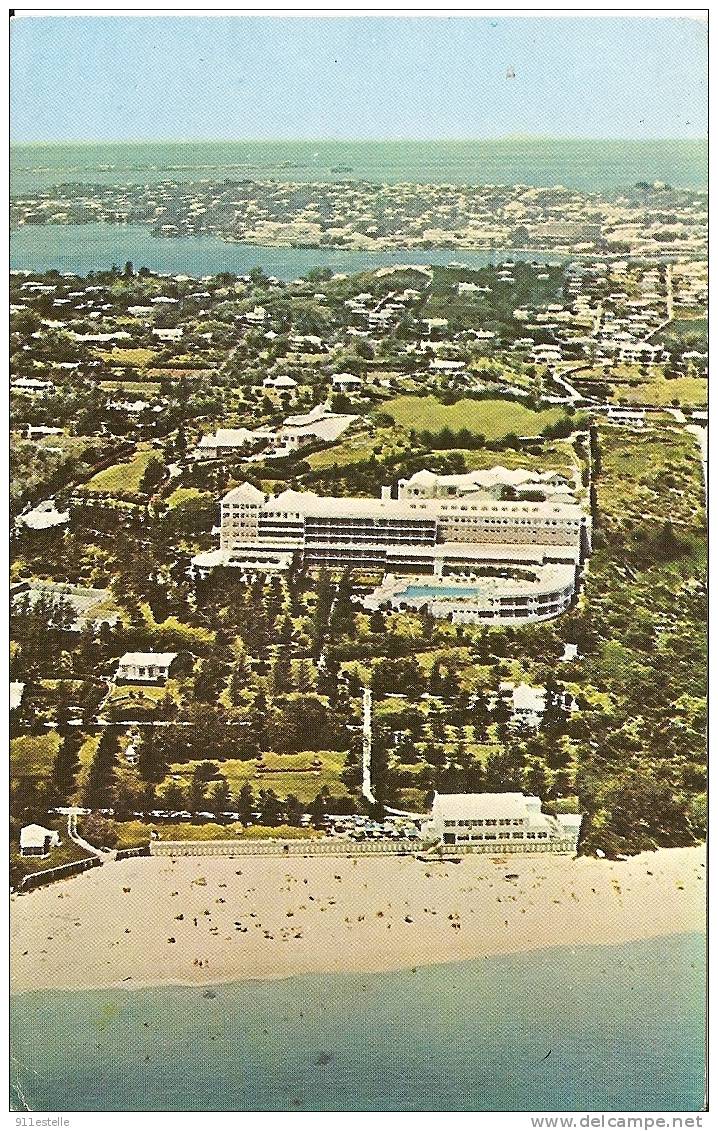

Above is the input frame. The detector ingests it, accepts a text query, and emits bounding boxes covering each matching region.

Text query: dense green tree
[235,782,255,824]
[83,730,120,809]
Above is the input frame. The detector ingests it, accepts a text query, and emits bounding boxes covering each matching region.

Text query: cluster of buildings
[11,177,706,259]
[396,466,576,502]
[193,404,358,462]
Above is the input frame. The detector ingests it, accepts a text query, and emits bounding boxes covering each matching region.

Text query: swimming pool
[399,584,483,600]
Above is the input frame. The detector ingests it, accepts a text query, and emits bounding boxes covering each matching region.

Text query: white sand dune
[10,845,705,993]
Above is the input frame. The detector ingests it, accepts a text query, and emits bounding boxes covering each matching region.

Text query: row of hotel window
[426,502,568,514]
[445,818,523,827]
[441,517,579,527]
[452,830,551,841]
[226,504,579,527]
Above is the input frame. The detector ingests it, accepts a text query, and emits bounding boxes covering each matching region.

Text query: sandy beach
[10,845,705,994]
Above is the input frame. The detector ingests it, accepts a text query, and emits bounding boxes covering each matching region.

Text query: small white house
[20,824,61,858]
[605,406,646,429]
[11,376,54,396]
[331,372,362,393]
[18,499,70,532]
[10,681,25,711]
[116,651,178,684]
[499,682,546,727]
[499,680,575,726]
[124,742,140,766]
[27,425,64,441]
[263,375,297,391]
[152,327,184,343]
[193,428,258,460]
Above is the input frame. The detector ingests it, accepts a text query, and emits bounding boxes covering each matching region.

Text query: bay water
[10,223,566,281]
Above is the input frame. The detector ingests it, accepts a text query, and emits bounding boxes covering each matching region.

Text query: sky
[10,15,707,143]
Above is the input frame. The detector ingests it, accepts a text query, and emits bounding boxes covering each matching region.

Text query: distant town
[11,176,708,258]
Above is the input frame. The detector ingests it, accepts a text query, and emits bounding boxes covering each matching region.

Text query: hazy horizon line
[11,135,708,147]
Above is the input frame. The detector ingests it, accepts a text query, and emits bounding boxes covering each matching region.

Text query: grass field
[107,820,320,849]
[656,315,708,345]
[381,395,564,440]
[83,447,162,495]
[162,750,349,806]
[10,732,61,780]
[100,682,177,718]
[166,487,208,508]
[609,376,707,408]
[575,363,707,408]
[305,437,376,470]
[96,347,159,367]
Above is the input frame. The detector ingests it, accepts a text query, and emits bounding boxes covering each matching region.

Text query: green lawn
[11,732,61,779]
[162,750,349,805]
[107,820,320,849]
[609,376,707,408]
[166,487,206,508]
[381,395,564,440]
[96,347,159,367]
[83,448,162,495]
[99,380,162,396]
[575,363,707,408]
[305,437,376,470]
[100,682,178,719]
[71,734,101,803]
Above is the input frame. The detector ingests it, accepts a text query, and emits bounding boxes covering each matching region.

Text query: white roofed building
[331,372,363,392]
[277,406,357,450]
[20,824,61,858]
[499,682,547,727]
[193,428,260,460]
[18,499,70,532]
[263,374,297,390]
[116,652,178,684]
[397,467,574,503]
[425,792,582,853]
[213,471,590,607]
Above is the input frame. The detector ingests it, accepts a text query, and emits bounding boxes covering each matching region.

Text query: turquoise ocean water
[10,139,708,194]
[11,933,705,1112]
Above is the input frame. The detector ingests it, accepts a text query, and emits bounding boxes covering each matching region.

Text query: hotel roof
[244,487,585,523]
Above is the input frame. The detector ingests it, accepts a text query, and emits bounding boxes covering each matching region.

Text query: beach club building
[425,793,582,854]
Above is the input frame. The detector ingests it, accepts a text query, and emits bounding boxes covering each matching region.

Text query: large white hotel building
[191,468,591,624]
[216,472,589,570]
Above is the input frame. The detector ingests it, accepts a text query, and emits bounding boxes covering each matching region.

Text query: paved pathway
[66,810,114,860]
